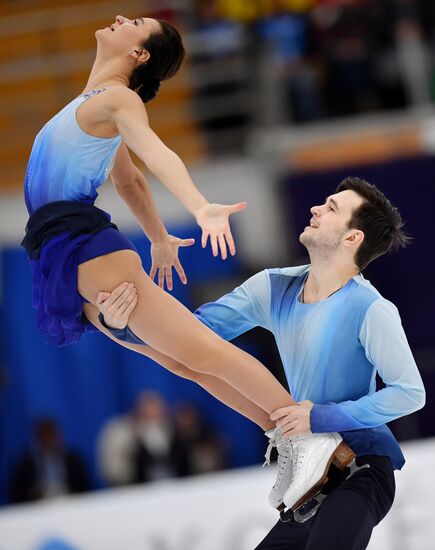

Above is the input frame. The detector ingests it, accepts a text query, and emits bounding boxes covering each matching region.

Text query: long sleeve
[310,299,426,432]
[194,270,273,341]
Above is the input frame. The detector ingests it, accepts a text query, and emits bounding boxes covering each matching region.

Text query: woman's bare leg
[83,303,273,430]
[78,250,296,414]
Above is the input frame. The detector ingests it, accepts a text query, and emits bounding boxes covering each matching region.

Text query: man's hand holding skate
[271,400,314,438]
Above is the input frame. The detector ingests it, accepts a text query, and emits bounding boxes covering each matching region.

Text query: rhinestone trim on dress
[81,87,108,101]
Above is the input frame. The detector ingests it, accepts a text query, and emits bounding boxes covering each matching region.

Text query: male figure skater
[98,177,425,549]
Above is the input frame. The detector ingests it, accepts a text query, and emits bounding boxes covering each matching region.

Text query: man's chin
[299,231,309,245]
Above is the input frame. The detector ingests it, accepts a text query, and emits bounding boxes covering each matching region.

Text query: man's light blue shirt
[195,265,425,469]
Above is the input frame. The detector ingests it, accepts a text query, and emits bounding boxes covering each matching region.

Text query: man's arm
[272,299,425,437]
[194,270,273,340]
[309,299,425,432]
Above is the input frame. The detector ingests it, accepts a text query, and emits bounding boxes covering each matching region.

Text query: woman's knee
[183,339,227,378]
[171,363,204,383]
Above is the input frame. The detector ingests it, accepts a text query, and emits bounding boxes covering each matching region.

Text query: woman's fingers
[226,201,247,214]
[218,234,227,260]
[179,238,195,247]
[210,234,218,257]
[224,230,236,256]
[174,258,187,284]
[165,266,173,291]
[149,265,157,282]
[158,268,164,290]
[201,231,209,249]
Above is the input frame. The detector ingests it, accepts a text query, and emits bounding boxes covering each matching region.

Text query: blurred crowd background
[8,392,227,504]
[0,0,433,521]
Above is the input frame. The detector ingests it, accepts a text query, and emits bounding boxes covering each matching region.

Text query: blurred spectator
[133,391,176,482]
[191,0,251,153]
[256,0,324,123]
[98,391,175,485]
[98,393,228,487]
[171,403,228,477]
[394,0,432,107]
[310,1,377,116]
[212,0,434,125]
[217,0,262,23]
[9,417,89,504]
[97,405,137,486]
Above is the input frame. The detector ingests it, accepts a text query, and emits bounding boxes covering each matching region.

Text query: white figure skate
[282,432,356,511]
[264,427,294,509]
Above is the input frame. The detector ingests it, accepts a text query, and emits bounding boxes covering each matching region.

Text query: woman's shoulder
[78,85,146,113]
[77,85,148,131]
[104,85,146,110]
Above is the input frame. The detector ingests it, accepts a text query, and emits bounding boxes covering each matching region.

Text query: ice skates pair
[264,428,368,522]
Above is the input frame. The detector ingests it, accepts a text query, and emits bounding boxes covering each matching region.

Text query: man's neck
[303,260,359,303]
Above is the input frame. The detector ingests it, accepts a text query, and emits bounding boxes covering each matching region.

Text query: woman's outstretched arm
[111,142,194,289]
[109,86,246,259]
[111,142,170,245]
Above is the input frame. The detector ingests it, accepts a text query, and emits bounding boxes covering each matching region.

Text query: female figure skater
[22,15,350,510]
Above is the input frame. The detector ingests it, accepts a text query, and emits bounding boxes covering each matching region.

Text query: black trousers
[255,456,395,550]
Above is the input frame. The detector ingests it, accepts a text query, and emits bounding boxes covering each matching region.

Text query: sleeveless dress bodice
[24,88,122,215]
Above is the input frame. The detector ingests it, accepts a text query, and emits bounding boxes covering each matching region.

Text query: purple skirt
[23,202,137,346]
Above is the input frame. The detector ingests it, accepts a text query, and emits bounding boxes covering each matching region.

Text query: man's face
[299,190,365,255]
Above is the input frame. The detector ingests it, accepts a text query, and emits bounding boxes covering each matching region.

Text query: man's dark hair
[335,176,411,271]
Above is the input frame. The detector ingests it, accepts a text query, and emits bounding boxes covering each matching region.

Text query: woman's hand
[150,234,195,291]
[194,202,247,260]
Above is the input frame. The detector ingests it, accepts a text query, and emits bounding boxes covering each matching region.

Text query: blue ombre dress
[22,88,137,346]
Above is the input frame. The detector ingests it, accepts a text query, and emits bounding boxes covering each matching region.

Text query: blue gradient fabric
[24,89,122,215]
[21,89,134,346]
[21,201,138,346]
[195,265,425,469]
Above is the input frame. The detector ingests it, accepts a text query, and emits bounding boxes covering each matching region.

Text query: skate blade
[277,473,329,512]
[289,476,329,511]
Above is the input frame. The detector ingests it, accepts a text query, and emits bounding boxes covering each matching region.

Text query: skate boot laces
[264,428,293,488]
[274,439,293,488]
[289,442,306,483]
[263,428,278,467]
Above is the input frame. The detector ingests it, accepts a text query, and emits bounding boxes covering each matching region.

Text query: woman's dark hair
[129,19,185,103]
[336,177,411,271]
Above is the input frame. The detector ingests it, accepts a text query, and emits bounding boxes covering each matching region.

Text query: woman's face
[96,15,161,53]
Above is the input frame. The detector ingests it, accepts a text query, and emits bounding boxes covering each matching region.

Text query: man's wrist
[98,312,123,331]
[98,313,146,346]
